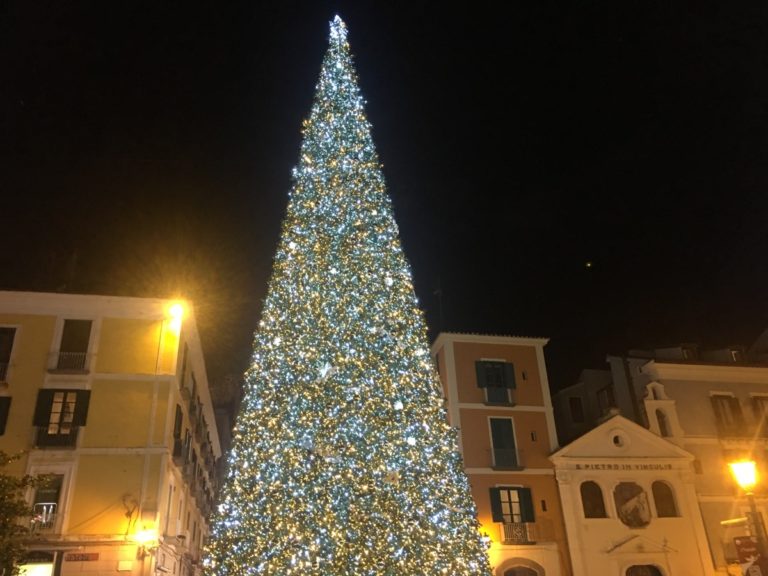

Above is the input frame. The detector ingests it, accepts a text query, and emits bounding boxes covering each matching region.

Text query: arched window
[626,565,663,576]
[580,481,607,518]
[652,481,679,517]
[656,409,671,437]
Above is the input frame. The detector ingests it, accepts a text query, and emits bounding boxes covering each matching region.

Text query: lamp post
[729,460,768,571]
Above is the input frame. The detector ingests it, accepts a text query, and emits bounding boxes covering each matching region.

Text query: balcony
[502,522,536,544]
[31,502,58,532]
[49,352,90,374]
[35,426,79,448]
[492,448,523,470]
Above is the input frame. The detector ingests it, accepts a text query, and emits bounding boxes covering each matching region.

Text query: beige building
[551,414,715,576]
[0,291,220,576]
[432,332,570,576]
[554,344,768,574]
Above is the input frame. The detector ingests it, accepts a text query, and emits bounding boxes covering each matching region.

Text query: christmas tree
[205,16,491,575]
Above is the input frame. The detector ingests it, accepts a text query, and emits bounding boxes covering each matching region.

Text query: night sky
[3,1,768,389]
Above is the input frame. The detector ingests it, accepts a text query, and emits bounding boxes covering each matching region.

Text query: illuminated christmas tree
[205,16,490,575]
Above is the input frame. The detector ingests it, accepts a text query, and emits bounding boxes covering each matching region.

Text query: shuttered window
[490,487,534,523]
[33,389,91,446]
[710,395,745,437]
[476,361,516,403]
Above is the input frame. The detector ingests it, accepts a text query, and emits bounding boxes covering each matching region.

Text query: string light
[204,15,490,575]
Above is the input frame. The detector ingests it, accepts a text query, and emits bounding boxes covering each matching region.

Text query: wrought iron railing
[53,351,89,372]
[502,522,536,544]
[35,426,79,448]
[493,448,522,469]
[31,502,58,531]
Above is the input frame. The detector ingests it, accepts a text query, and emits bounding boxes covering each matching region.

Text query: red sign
[64,553,99,562]
[735,536,760,563]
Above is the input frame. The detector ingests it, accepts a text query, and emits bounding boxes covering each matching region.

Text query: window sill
[492,465,524,471]
[484,401,516,407]
[47,369,90,375]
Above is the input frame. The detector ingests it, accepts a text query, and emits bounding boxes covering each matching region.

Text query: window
[31,474,63,531]
[656,409,671,437]
[614,482,651,528]
[490,486,535,544]
[597,386,616,415]
[490,487,534,524]
[569,397,585,423]
[580,481,607,518]
[173,405,184,460]
[0,327,16,382]
[652,481,679,517]
[711,395,746,437]
[56,320,92,371]
[476,361,516,404]
[33,389,91,447]
[753,397,768,438]
[489,418,518,468]
[0,396,10,435]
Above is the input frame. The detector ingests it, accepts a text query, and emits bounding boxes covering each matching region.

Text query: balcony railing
[502,522,536,544]
[50,352,89,373]
[31,502,58,532]
[492,448,523,469]
[35,426,79,448]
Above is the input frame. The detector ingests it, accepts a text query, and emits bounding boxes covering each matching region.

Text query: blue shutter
[489,488,504,522]
[475,361,487,388]
[73,391,91,426]
[519,488,535,522]
[33,390,56,426]
[504,363,516,389]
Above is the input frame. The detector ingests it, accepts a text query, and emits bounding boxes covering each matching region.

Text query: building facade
[0,291,221,576]
[432,333,570,576]
[551,414,715,576]
[553,344,768,574]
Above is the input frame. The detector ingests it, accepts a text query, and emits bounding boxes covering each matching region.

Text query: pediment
[605,534,678,555]
[551,415,692,462]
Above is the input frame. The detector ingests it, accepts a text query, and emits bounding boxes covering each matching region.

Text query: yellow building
[432,333,571,576]
[0,291,221,576]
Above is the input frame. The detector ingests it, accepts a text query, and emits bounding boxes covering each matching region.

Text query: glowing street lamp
[729,460,768,566]
[168,302,184,333]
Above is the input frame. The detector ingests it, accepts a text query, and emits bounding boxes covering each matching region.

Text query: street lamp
[729,460,768,565]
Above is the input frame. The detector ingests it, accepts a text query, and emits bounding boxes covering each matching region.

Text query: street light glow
[168,302,184,333]
[729,460,758,492]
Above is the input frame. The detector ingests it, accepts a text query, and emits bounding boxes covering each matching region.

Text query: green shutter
[73,391,91,426]
[504,363,516,389]
[519,488,535,522]
[0,396,10,435]
[33,390,56,426]
[489,488,504,522]
[475,362,487,388]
